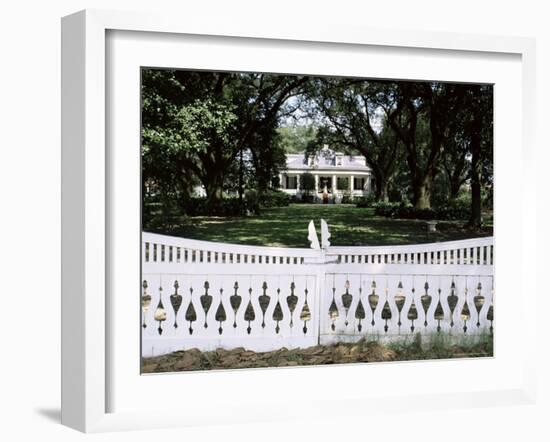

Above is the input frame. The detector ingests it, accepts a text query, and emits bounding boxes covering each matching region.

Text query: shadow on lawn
[148,204,493,247]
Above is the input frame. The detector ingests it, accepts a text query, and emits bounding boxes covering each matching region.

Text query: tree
[277,125,318,153]
[464,84,493,229]
[441,133,469,202]
[247,119,287,194]
[438,84,483,203]
[141,70,238,210]
[142,70,308,211]
[304,79,403,202]
[142,70,493,223]
[141,69,199,212]
[384,81,471,209]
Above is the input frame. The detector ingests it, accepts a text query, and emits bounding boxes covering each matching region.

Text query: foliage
[142,69,308,211]
[340,193,353,204]
[258,190,291,208]
[183,197,254,217]
[336,176,349,191]
[141,69,493,224]
[304,79,493,213]
[354,194,377,208]
[372,200,470,220]
[300,194,316,204]
[304,79,404,202]
[387,332,493,361]
[277,125,318,153]
[299,172,316,194]
[371,201,403,217]
[147,196,256,219]
[247,120,288,194]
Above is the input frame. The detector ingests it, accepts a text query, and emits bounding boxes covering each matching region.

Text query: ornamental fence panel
[142,227,494,357]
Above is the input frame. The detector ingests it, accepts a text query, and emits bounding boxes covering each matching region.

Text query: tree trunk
[205,186,223,211]
[468,175,482,229]
[177,177,192,213]
[238,148,244,215]
[448,177,462,202]
[378,180,389,202]
[203,174,224,212]
[413,175,433,209]
[466,137,482,229]
[466,87,483,229]
[443,151,467,203]
[372,169,389,202]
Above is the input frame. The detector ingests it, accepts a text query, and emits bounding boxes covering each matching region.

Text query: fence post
[316,248,329,346]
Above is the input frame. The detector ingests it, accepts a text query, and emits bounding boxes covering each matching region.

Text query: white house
[279,146,373,203]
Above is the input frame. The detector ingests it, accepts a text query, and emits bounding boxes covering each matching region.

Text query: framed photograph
[61,9,537,432]
[139,70,496,369]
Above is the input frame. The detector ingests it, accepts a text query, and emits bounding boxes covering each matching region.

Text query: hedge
[372,201,470,220]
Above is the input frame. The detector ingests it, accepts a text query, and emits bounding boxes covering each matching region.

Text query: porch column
[314,174,319,192]
[332,174,337,191]
[296,173,301,191]
[278,173,283,189]
[350,174,354,192]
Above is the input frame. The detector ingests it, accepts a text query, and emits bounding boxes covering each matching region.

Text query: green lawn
[147,204,493,247]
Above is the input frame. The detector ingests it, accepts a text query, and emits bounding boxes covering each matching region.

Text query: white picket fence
[142,228,494,357]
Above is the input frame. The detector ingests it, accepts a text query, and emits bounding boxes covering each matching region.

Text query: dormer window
[336,156,342,166]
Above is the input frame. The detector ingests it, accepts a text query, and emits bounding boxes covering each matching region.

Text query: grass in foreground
[146,204,493,247]
[141,333,493,373]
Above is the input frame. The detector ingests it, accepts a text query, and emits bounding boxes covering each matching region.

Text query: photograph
[140,69,494,373]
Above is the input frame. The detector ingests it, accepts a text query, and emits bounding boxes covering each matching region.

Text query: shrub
[341,193,353,204]
[299,173,316,195]
[180,196,255,217]
[336,176,349,191]
[258,190,291,208]
[372,201,403,217]
[355,194,377,208]
[435,202,470,220]
[372,200,470,221]
[300,193,316,204]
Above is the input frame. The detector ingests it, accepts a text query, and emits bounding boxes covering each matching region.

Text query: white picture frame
[61,9,537,433]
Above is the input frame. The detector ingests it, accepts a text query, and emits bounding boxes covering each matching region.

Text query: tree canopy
[142,68,493,227]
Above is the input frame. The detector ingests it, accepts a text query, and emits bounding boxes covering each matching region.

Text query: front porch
[279,171,372,203]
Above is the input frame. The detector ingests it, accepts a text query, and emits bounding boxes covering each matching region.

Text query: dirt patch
[142,336,492,373]
[143,339,398,373]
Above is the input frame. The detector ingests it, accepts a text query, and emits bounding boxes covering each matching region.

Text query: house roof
[284,150,371,172]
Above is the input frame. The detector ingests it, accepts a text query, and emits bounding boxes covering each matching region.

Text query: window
[353,177,365,190]
[319,176,333,191]
[286,175,298,189]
